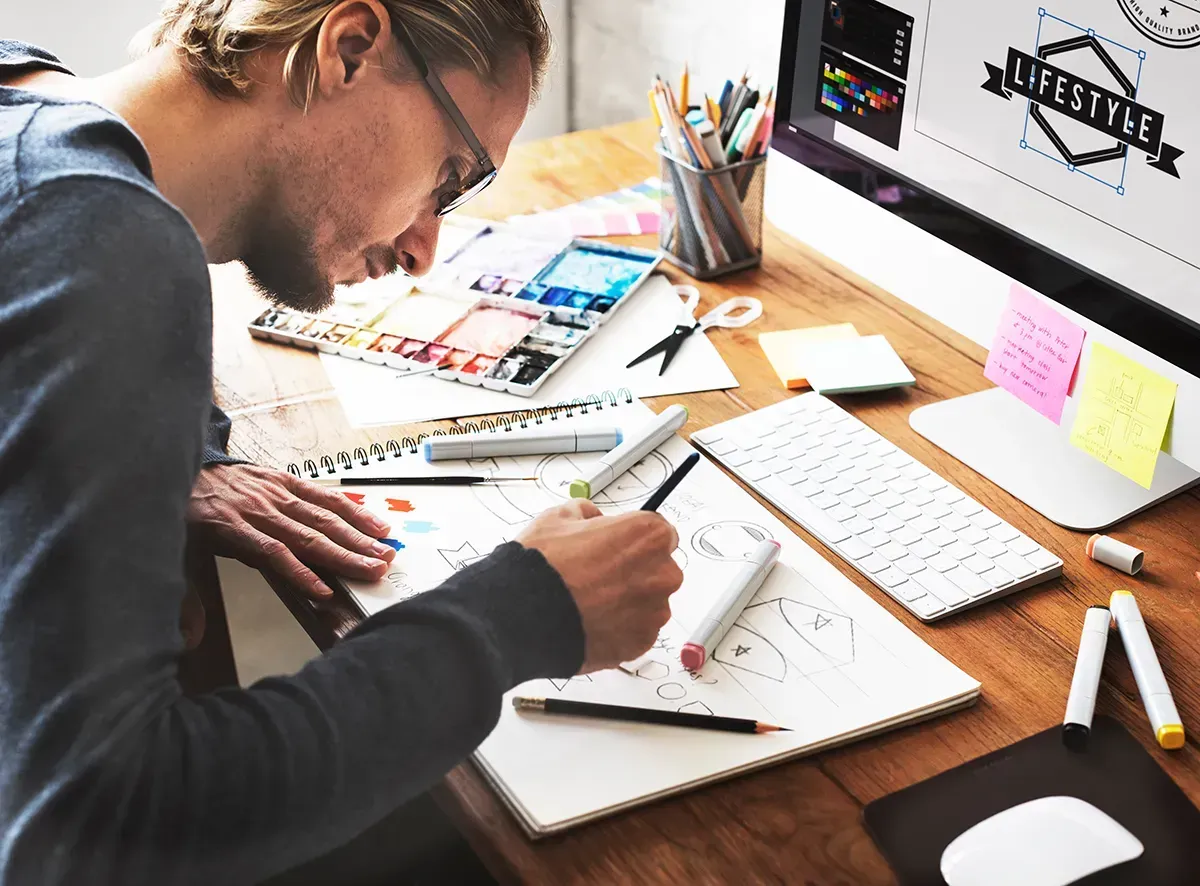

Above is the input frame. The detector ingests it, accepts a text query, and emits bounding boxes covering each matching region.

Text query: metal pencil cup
[657,147,765,280]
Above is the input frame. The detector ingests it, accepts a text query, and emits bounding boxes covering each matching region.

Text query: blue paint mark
[402,521,439,534]
[378,537,405,550]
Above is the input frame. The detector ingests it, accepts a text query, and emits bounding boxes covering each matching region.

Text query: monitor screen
[777,0,1200,374]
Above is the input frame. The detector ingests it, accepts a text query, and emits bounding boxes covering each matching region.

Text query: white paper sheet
[319,274,739,427]
[337,400,980,833]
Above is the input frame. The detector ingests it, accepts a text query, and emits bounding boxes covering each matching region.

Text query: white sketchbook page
[318,275,738,428]
[339,401,980,830]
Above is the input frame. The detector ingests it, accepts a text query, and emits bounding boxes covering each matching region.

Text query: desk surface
[211,118,1200,886]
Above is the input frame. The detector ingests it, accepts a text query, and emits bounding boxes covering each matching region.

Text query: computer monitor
[767,0,1200,531]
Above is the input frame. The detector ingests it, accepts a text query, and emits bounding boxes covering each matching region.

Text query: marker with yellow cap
[569,404,688,500]
[1109,589,1185,750]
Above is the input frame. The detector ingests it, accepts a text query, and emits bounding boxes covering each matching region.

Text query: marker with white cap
[569,405,688,499]
[424,427,621,461]
[680,539,781,671]
[1062,605,1111,751]
[1109,589,1185,750]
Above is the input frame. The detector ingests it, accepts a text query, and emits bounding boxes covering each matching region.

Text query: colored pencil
[313,475,537,487]
[641,452,700,512]
[513,696,791,734]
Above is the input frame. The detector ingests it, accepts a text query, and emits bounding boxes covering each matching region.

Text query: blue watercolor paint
[378,537,405,550]
[402,521,439,534]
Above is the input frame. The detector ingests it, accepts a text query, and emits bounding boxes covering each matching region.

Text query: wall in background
[569,0,786,131]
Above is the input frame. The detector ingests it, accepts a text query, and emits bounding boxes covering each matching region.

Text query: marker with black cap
[1063,605,1111,750]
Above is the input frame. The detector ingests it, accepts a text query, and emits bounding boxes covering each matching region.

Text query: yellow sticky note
[1069,343,1177,489]
[758,324,859,389]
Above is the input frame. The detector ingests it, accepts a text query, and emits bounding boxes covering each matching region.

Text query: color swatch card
[758,323,860,390]
[330,399,980,835]
[1069,342,1178,489]
[802,334,916,394]
[506,179,664,239]
[984,284,1086,424]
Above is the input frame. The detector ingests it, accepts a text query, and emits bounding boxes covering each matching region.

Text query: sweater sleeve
[201,401,246,466]
[0,178,585,886]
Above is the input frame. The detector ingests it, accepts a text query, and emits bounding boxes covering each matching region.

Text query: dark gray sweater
[0,41,584,886]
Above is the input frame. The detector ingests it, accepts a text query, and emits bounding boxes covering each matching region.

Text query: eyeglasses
[392,19,498,216]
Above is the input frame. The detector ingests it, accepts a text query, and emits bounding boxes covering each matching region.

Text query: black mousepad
[863,716,1200,885]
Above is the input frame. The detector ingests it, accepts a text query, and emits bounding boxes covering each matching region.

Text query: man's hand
[188,464,397,598]
[516,500,684,673]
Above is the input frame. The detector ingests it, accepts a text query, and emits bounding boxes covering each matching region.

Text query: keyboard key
[963,554,996,575]
[792,455,821,473]
[798,479,825,497]
[809,466,837,484]
[751,423,777,438]
[921,501,953,520]
[840,489,870,508]
[857,501,888,520]
[955,526,989,546]
[811,492,840,510]
[843,516,873,535]
[815,423,838,437]
[704,438,735,455]
[843,467,872,486]
[983,566,1015,589]
[826,476,853,496]
[740,463,771,482]
[976,538,1008,559]
[777,468,807,486]
[857,454,885,471]
[783,398,807,415]
[952,498,985,518]
[935,486,965,504]
[946,541,976,561]
[896,555,927,576]
[901,464,929,481]
[940,513,970,532]
[865,438,892,454]
[691,428,722,445]
[892,503,922,521]
[838,537,874,561]
[829,504,859,523]
[767,413,793,429]
[796,434,824,451]
[798,411,822,426]
[1027,548,1061,570]
[908,594,948,618]
[876,490,905,510]
[764,456,793,474]
[751,448,777,463]
[892,578,927,602]
[989,522,1020,543]
[890,525,922,546]
[862,529,892,548]
[813,446,840,462]
[768,486,852,544]
[918,473,948,491]
[829,434,855,448]
[874,513,904,533]
[859,478,888,497]
[927,527,958,547]
[731,434,762,451]
[814,397,837,413]
[927,552,959,573]
[912,568,969,606]
[777,444,803,461]
[870,466,901,484]
[723,451,752,468]
[946,566,991,597]
[842,444,868,460]
[908,539,941,560]
[886,479,918,496]
[995,551,1036,579]
[970,510,1002,530]
[1008,535,1040,557]
[828,456,857,474]
[762,434,791,450]
[859,553,891,574]
[876,567,909,588]
[879,541,909,561]
[884,451,912,468]
[910,515,940,535]
[905,488,935,507]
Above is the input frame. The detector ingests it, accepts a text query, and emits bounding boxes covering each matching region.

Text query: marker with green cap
[569,404,689,500]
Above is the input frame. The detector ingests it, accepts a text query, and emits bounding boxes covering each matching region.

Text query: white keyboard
[691,393,1063,622]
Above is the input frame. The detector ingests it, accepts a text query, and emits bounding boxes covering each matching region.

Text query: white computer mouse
[940,795,1144,886]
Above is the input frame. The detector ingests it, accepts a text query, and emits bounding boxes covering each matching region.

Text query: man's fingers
[250,514,389,582]
[550,499,603,520]
[237,524,334,599]
[282,498,396,562]
[287,474,391,535]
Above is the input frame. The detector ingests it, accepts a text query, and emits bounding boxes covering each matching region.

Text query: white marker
[1110,590,1185,750]
[680,540,781,671]
[569,404,688,499]
[1062,606,1110,751]
[423,426,622,461]
[1087,534,1144,575]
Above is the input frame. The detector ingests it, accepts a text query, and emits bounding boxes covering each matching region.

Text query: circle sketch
[690,521,773,561]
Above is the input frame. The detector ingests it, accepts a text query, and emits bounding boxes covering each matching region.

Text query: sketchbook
[302,395,982,835]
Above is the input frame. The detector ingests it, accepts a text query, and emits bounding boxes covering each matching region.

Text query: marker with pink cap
[680,539,781,671]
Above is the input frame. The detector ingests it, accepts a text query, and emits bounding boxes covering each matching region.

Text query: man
[0,2,683,884]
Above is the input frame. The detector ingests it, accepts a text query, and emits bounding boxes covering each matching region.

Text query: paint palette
[248,228,662,396]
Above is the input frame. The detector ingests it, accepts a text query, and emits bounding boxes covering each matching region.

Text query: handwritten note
[1069,343,1177,489]
[984,284,1086,424]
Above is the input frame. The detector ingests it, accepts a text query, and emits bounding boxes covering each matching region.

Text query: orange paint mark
[386,499,415,513]
[343,493,366,505]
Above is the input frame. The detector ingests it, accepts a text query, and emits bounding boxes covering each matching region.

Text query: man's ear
[312,0,394,99]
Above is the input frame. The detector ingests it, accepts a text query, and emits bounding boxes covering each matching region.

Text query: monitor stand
[910,388,1200,532]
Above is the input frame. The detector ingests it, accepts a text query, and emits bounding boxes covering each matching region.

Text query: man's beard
[240,209,334,314]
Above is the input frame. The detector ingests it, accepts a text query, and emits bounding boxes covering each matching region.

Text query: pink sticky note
[984,284,1086,424]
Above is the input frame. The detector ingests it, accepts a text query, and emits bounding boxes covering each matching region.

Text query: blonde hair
[136,0,551,110]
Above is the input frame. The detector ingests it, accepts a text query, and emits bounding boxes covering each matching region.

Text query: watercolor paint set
[248,229,662,396]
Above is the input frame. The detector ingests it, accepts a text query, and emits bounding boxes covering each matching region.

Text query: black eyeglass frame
[392,18,498,215]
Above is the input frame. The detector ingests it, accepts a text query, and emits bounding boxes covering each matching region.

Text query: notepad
[758,323,859,389]
[1069,343,1177,488]
[802,334,916,394]
[325,398,980,835]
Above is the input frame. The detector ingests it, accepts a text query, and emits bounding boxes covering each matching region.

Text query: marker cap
[680,643,706,671]
[1158,723,1186,750]
[569,479,591,499]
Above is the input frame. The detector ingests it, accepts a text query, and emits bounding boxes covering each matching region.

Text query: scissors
[626,286,763,376]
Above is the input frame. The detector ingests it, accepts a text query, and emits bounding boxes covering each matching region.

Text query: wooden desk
[211,119,1200,885]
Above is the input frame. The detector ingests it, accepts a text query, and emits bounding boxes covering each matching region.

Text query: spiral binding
[287,388,634,479]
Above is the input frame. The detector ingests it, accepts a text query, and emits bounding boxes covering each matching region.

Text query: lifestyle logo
[982,30,1183,180]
